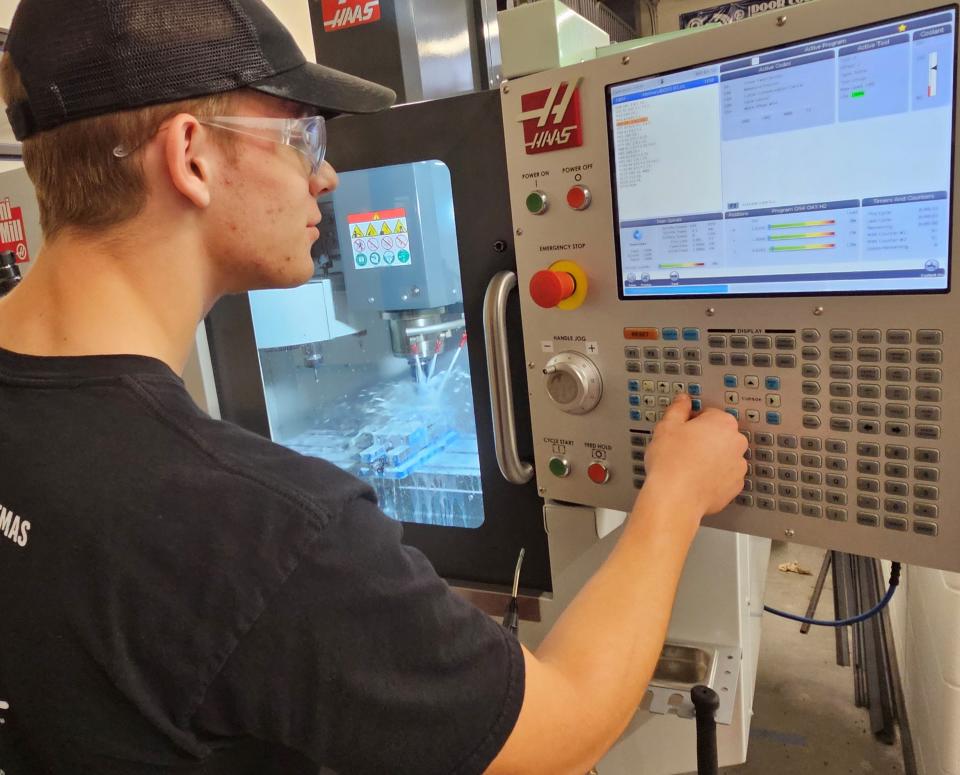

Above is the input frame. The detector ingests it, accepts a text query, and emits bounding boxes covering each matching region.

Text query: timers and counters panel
[500,0,960,572]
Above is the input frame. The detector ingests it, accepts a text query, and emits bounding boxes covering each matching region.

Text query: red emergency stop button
[587,462,610,484]
[566,185,591,211]
[530,269,576,309]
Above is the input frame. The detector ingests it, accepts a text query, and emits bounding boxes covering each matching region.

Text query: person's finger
[660,392,692,424]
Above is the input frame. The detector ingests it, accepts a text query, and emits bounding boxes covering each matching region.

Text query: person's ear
[163,114,213,209]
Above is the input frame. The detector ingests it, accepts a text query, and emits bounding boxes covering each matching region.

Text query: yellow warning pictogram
[372,212,381,220]
[366,223,378,237]
[380,222,392,235]
[394,220,406,234]
[352,226,363,238]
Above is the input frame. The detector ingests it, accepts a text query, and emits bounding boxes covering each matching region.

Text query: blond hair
[0,53,238,238]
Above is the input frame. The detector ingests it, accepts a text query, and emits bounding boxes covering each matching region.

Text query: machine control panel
[501,0,960,571]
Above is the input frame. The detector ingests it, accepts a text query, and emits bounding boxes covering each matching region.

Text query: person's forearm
[533,478,702,769]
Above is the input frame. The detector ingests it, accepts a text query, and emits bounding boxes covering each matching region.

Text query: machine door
[205,91,551,594]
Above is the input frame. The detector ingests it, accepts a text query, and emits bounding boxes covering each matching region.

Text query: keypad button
[645,346,662,359]
[753,354,773,368]
[826,473,848,488]
[830,347,853,362]
[643,362,660,374]
[662,328,679,341]
[757,496,776,511]
[752,335,772,349]
[766,411,781,425]
[774,336,797,350]
[775,355,797,369]
[857,443,880,457]
[825,457,848,472]
[755,464,775,479]
[857,478,880,493]
[883,403,909,419]
[884,462,908,478]
[801,471,823,485]
[779,500,800,514]
[885,421,910,437]
[765,395,782,408]
[856,512,880,527]
[756,432,774,446]
[629,395,642,406]
[628,379,641,392]
[916,425,941,440]
[683,348,701,362]
[801,346,821,361]
[801,437,822,451]
[917,368,942,384]
[884,386,910,402]
[778,451,799,465]
[887,348,912,364]
[857,348,881,363]
[917,330,943,345]
[830,329,853,343]
[801,453,823,468]
[730,353,750,367]
[913,521,939,537]
[778,468,799,482]
[884,445,910,460]
[707,335,727,348]
[915,448,940,464]
[742,479,754,492]
[917,349,943,365]
[744,375,760,389]
[857,366,882,381]
[664,362,681,375]
[914,484,939,500]
[755,448,775,463]
[857,402,881,417]
[801,486,823,501]
[826,507,848,522]
[886,329,911,344]
[723,374,738,388]
[630,434,650,447]
[829,399,853,414]
[857,494,881,509]
[884,498,908,515]
[801,364,822,378]
[916,387,941,402]
[826,491,848,506]
[802,504,824,519]
[858,420,881,434]
[730,335,749,349]
[708,353,728,366]
[657,396,672,408]
[825,440,847,453]
[666,348,684,361]
[829,418,853,432]
[916,405,941,422]
[801,329,821,343]
[625,347,641,359]
[778,483,800,499]
[884,480,909,497]
[684,363,702,376]
[802,415,822,429]
[914,466,940,482]
[802,382,821,396]
[857,460,881,475]
[829,364,853,379]
[886,367,911,382]
[630,409,643,421]
[884,516,909,532]
[830,383,853,397]
[777,435,799,449]
[757,481,776,495]
[682,328,700,342]
[857,329,882,344]
[914,503,939,519]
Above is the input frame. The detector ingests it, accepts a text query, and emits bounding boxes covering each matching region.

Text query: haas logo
[321,0,381,32]
[518,78,584,154]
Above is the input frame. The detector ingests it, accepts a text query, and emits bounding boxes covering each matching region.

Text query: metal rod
[801,551,833,635]
[404,316,466,337]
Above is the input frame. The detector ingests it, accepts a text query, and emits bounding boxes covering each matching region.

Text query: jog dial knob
[543,351,602,414]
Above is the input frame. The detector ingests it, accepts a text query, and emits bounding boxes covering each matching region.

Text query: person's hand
[642,393,748,517]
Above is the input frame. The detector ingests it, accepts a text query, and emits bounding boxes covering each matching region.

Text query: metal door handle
[483,271,534,485]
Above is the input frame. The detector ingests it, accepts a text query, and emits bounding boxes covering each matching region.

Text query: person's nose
[310,160,338,197]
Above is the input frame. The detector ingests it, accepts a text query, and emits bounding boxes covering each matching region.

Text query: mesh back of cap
[10,0,275,130]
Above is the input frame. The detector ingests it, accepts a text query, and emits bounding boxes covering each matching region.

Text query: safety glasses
[113,114,327,176]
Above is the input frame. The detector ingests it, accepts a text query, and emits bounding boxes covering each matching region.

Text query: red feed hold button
[566,185,591,211]
[587,462,610,484]
[530,269,576,308]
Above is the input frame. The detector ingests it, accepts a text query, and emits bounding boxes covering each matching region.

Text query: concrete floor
[718,541,906,774]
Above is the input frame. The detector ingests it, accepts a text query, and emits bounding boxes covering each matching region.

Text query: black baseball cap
[4,0,396,140]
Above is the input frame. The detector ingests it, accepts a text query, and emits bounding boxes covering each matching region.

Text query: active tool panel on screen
[501,0,960,572]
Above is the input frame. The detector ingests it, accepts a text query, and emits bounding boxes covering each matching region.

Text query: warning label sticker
[321,0,381,32]
[0,198,29,264]
[347,208,412,271]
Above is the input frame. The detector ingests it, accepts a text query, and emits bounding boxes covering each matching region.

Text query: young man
[0,1,748,773]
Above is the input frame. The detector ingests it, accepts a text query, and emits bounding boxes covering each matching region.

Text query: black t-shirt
[0,346,523,774]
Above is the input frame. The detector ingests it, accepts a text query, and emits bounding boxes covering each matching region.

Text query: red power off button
[587,462,610,484]
[566,185,591,211]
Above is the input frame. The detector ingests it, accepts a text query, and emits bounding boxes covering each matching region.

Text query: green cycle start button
[548,457,570,478]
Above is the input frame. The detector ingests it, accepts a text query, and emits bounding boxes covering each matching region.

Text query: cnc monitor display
[609,8,957,299]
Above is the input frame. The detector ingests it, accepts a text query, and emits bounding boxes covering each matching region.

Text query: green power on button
[549,457,570,477]
[526,190,548,215]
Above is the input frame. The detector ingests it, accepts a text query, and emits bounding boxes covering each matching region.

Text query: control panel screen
[608,8,957,298]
